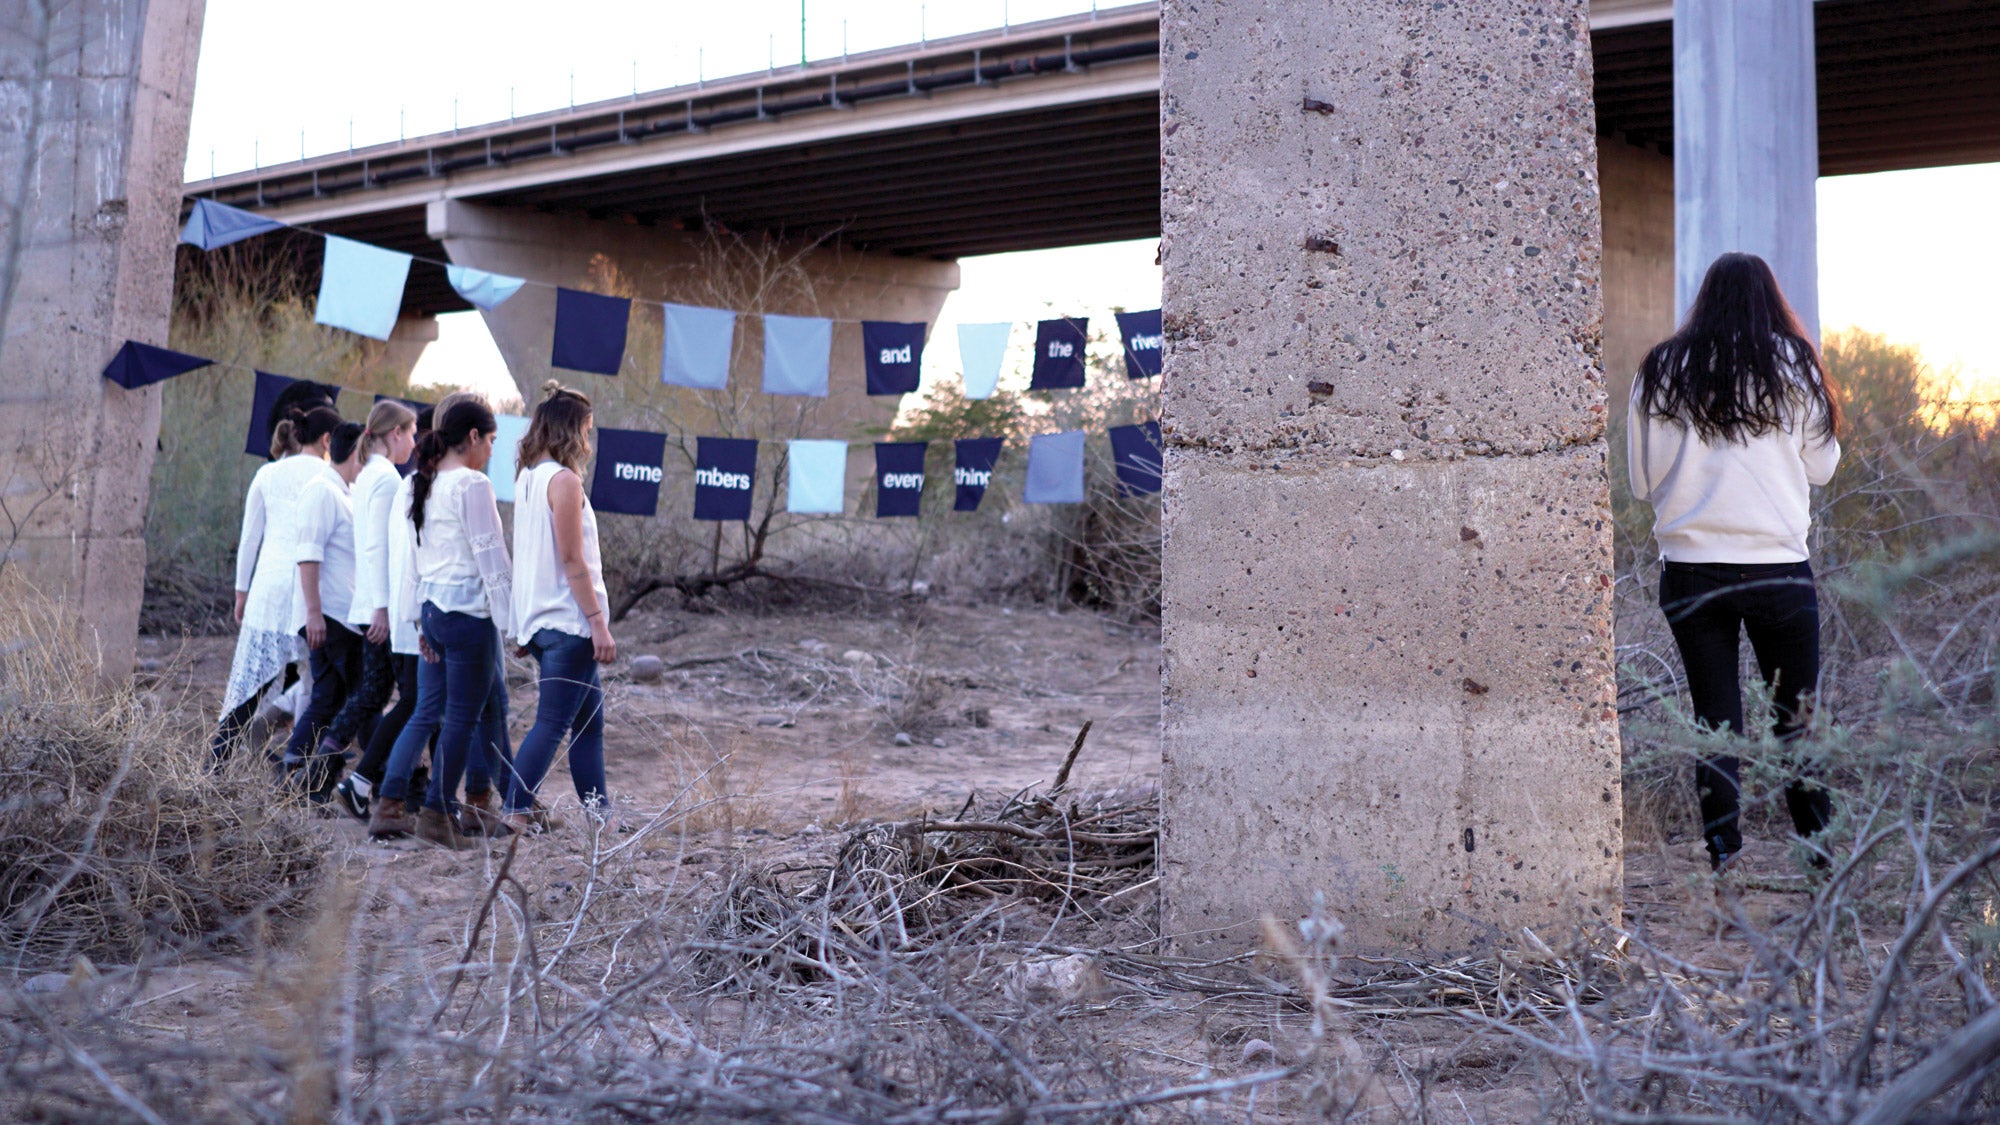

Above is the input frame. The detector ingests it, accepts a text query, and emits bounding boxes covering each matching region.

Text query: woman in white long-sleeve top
[389,399,513,849]
[212,405,347,762]
[1628,251,1843,873]
[322,400,418,818]
[503,382,616,835]
[282,421,369,797]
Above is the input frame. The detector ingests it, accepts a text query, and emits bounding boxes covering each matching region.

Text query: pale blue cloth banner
[179,199,285,250]
[957,322,1011,400]
[661,303,737,390]
[445,264,526,310]
[1023,431,1086,504]
[786,440,848,514]
[762,314,832,397]
[315,235,412,341]
[486,414,532,503]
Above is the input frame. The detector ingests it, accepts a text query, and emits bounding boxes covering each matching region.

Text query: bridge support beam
[0,0,206,676]
[1158,0,1621,952]
[1674,0,1819,336]
[427,201,958,447]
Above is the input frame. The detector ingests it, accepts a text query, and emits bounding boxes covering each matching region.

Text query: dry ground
[98,596,1879,1122]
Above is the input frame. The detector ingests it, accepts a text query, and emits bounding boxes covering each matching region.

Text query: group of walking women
[214,379,620,849]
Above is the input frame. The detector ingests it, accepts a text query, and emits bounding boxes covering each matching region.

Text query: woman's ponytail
[408,429,449,544]
[269,410,304,459]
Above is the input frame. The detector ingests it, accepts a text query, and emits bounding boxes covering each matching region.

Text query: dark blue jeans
[504,628,607,815]
[1660,560,1833,861]
[379,606,509,809]
[282,618,364,791]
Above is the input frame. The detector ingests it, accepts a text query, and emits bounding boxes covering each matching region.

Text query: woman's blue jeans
[504,628,606,815]
[379,605,510,810]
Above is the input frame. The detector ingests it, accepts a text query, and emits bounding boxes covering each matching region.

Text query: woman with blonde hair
[503,381,615,835]
[325,399,419,817]
[212,403,346,762]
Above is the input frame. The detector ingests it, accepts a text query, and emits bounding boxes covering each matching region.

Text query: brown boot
[367,797,415,839]
[415,806,469,850]
[457,790,504,837]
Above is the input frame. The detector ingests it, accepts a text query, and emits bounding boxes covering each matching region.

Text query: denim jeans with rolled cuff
[504,628,607,816]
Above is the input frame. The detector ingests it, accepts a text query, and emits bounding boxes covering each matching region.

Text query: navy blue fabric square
[1114,309,1164,379]
[246,371,339,458]
[1108,421,1164,496]
[874,442,928,518]
[101,340,211,389]
[693,436,759,521]
[953,437,1004,512]
[588,428,667,517]
[1030,317,1089,389]
[863,321,927,396]
[551,288,630,376]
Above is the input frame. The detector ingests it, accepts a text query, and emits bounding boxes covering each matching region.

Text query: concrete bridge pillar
[1674,0,1819,336]
[0,0,206,675]
[1158,0,1621,951]
[426,200,959,448]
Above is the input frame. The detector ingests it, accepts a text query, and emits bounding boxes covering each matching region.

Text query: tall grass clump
[146,242,415,633]
[0,587,325,971]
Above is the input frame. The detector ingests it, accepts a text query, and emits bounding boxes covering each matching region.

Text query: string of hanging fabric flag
[98,199,1165,520]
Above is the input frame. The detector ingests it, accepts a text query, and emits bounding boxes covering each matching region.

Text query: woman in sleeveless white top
[502,384,616,833]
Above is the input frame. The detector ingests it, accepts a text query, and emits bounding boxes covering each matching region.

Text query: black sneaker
[333,775,371,821]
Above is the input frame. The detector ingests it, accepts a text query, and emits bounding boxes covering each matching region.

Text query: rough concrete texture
[1159,0,1619,952]
[0,0,207,676]
[1597,136,1673,418]
[429,199,959,455]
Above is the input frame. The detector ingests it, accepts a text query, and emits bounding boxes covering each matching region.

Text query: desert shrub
[0,589,324,970]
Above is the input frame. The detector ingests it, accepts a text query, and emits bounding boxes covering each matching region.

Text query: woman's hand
[233,591,248,627]
[512,643,531,660]
[304,613,326,650]
[590,617,617,664]
[367,608,389,645]
[419,636,439,663]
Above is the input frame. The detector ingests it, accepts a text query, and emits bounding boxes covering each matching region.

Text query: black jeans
[1659,560,1833,861]
[355,652,421,787]
[326,636,396,750]
[282,619,364,792]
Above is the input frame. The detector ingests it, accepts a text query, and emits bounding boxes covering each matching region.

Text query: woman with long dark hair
[1629,251,1842,872]
[503,381,616,835]
[379,398,513,848]
[212,404,346,762]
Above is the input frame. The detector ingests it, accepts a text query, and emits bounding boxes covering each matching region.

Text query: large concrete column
[1159,0,1621,952]
[0,0,207,674]
[427,200,959,445]
[1674,0,1818,335]
[1598,136,1674,415]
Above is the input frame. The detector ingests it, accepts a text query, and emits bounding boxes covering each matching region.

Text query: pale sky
[185,0,1998,402]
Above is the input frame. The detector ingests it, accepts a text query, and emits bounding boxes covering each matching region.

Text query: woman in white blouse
[387,399,513,849]
[280,421,369,797]
[321,400,417,818]
[503,382,616,835]
[211,405,347,762]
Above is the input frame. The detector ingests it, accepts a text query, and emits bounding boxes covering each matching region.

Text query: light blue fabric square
[446,264,526,310]
[315,235,411,341]
[762,314,832,397]
[486,414,531,503]
[661,303,737,390]
[786,440,848,514]
[957,322,1011,400]
[1023,431,1087,504]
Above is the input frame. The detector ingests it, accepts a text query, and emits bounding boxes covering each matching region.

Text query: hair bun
[541,379,564,400]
